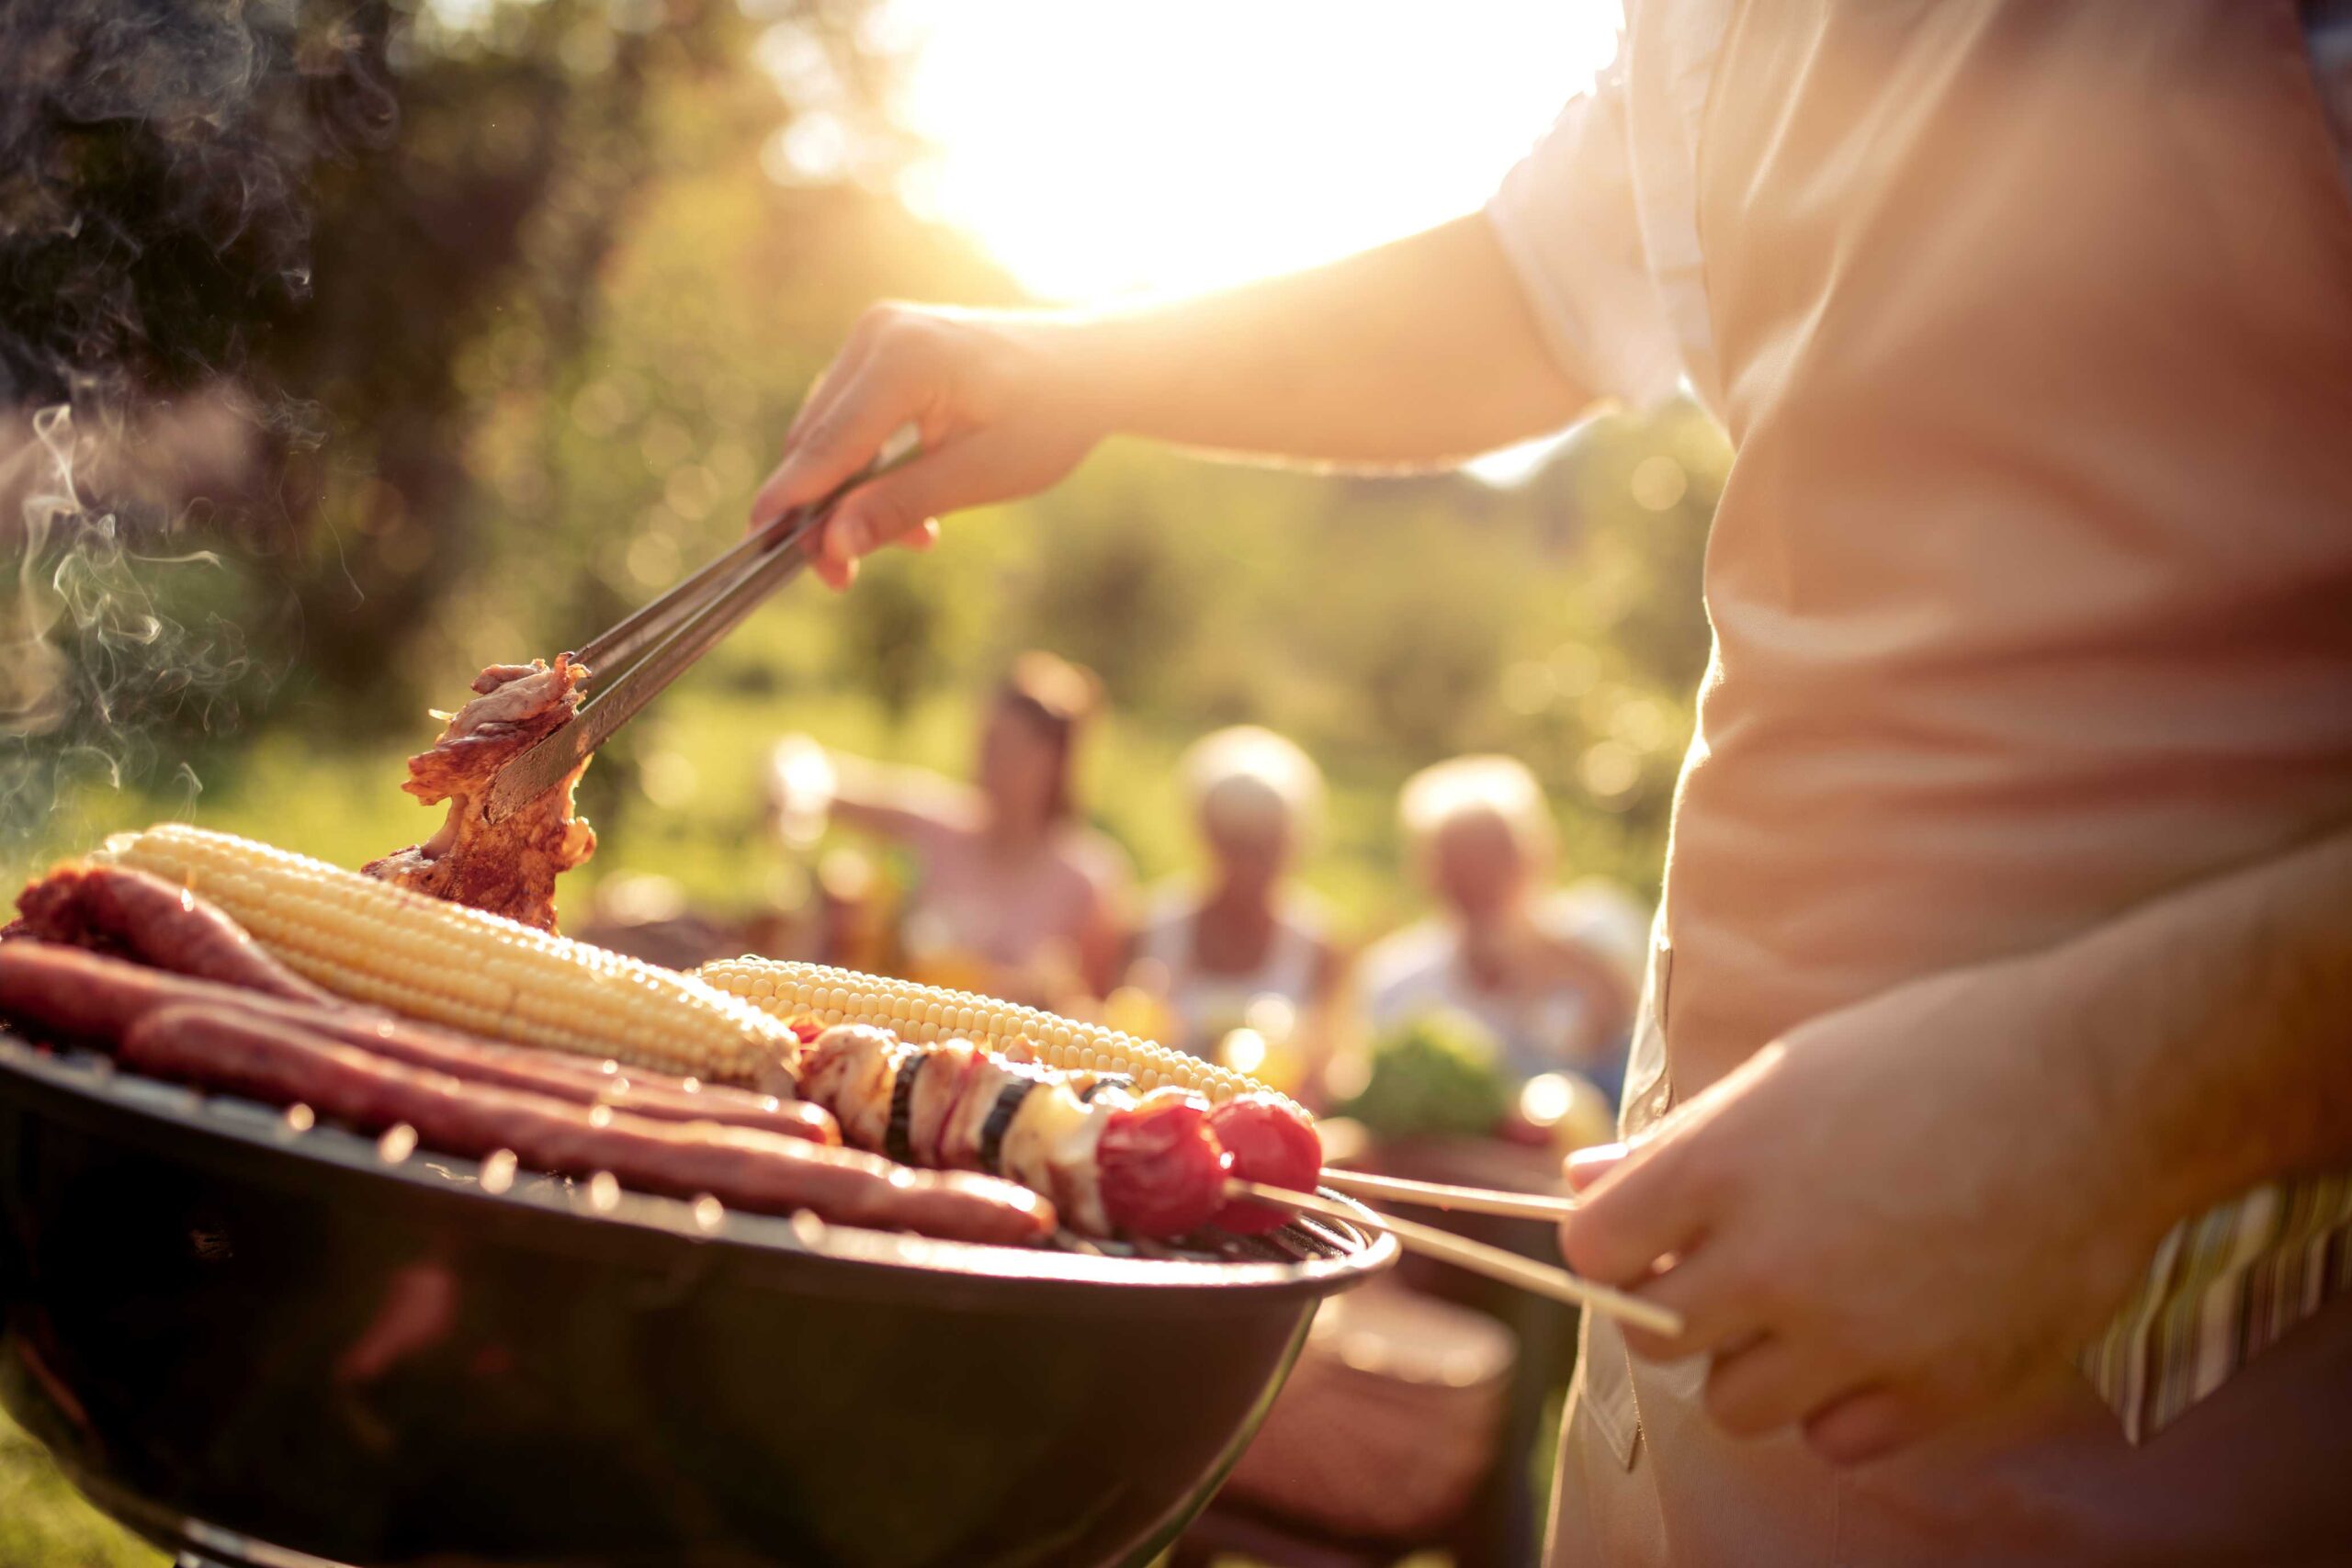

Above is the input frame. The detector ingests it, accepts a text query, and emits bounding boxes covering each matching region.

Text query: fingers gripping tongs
[482,430,917,824]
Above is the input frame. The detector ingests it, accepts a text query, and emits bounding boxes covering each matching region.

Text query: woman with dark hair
[767,651,1132,1005]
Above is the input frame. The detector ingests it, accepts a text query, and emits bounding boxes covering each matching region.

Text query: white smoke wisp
[0,400,260,860]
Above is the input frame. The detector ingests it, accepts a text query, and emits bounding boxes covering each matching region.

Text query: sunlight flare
[886,0,1620,301]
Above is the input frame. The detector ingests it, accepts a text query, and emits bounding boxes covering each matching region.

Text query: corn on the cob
[694,957,1306,1119]
[97,824,796,1087]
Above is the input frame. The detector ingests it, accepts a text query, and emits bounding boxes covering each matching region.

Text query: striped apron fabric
[2074,0,2352,1447]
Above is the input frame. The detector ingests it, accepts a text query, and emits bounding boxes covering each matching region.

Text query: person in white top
[1131,726,1343,1072]
[1359,756,1639,1101]
[745,5,2352,1558]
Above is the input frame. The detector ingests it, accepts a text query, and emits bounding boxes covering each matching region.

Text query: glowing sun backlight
[887,1,1620,303]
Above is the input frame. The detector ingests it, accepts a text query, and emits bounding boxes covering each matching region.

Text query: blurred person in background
[1359,755,1638,1105]
[749,6,2352,1559]
[767,650,1131,1006]
[566,872,727,971]
[1129,726,1346,1092]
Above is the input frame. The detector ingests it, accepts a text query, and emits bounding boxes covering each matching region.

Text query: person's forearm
[1043,214,1592,468]
[2039,822,2352,1224]
[758,214,1598,570]
[822,752,972,842]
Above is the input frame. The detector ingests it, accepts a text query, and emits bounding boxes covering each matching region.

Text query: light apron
[1548,4,2352,1562]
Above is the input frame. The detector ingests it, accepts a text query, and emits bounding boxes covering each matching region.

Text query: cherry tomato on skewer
[1097,1089,1230,1240]
[1206,1094,1323,1235]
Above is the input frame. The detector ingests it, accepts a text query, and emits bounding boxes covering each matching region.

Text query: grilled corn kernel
[693,957,1305,1118]
[100,824,795,1087]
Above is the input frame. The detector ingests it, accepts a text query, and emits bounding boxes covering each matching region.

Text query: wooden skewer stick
[1317,1168,1583,1223]
[1230,1180,1682,1337]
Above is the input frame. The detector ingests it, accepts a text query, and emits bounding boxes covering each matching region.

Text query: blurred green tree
[6,0,1726,914]
[836,554,946,731]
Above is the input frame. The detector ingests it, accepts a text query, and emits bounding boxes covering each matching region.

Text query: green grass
[0,1410,163,1567]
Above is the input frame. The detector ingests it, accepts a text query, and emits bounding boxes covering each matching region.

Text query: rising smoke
[0,0,396,856]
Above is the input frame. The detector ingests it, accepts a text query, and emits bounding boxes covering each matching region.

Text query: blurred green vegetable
[0,1410,162,1566]
[1336,1009,1515,1141]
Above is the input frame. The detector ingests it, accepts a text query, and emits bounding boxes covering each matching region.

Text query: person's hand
[752,305,1106,588]
[1558,952,2181,1466]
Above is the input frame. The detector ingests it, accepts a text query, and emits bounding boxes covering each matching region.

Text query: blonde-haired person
[767,651,1132,1005]
[1359,755,1639,1103]
[1131,727,1346,1080]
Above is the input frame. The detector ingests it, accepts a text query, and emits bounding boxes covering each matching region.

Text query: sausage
[16,864,334,1003]
[120,1004,1055,1247]
[0,942,195,1042]
[0,943,838,1145]
[311,1014,839,1143]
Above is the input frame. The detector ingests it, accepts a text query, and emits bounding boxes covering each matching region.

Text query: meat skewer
[796,1023,1313,1240]
[793,1021,1679,1328]
[699,962,1600,1229]
[792,1017,1536,1242]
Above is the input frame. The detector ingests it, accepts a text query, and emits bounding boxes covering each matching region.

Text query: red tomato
[1206,1095,1322,1235]
[1097,1090,1229,1240]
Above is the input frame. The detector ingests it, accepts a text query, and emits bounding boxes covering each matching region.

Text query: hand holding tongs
[483,428,920,823]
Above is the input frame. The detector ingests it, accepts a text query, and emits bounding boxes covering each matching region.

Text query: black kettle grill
[0,1032,1394,1568]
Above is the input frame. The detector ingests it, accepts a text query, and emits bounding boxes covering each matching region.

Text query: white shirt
[1135,885,1326,1056]
[1481,0,2352,1463]
[1357,884,1645,1089]
[1484,0,1732,413]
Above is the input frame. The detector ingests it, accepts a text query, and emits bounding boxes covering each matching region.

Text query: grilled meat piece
[364,657,595,931]
[798,1022,1237,1239]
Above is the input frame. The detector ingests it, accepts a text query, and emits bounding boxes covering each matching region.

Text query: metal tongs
[483,429,920,823]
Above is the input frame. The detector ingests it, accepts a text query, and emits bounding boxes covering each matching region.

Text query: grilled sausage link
[313,1014,835,1141]
[15,863,333,1003]
[119,1004,1055,1246]
[0,943,838,1145]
